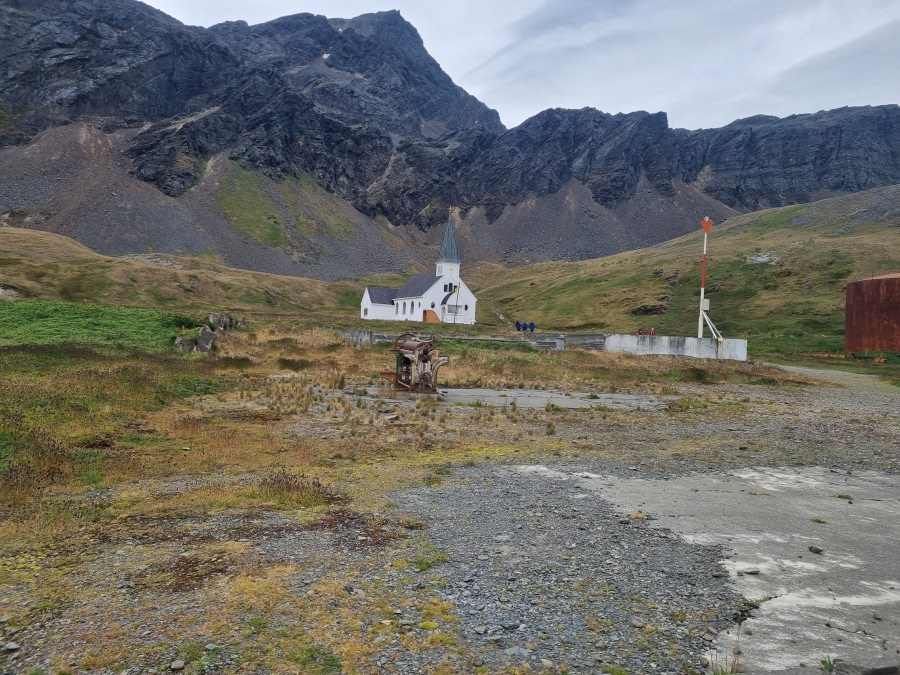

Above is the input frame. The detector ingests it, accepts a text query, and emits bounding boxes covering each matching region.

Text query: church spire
[437,209,460,265]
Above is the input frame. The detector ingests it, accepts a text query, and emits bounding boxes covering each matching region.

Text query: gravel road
[387,466,743,673]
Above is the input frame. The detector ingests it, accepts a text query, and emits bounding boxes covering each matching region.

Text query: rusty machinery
[380,333,449,393]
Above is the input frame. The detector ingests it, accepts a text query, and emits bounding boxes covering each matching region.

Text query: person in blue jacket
[515,320,521,331]
[529,321,535,332]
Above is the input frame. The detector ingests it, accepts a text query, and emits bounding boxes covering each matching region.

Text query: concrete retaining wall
[336,329,374,346]
[563,333,608,350]
[602,334,747,361]
[336,329,747,361]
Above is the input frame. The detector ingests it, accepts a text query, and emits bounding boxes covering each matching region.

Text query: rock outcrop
[172,313,244,352]
[206,312,244,332]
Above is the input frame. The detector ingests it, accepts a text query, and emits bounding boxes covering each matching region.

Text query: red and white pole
[698,216,714,338]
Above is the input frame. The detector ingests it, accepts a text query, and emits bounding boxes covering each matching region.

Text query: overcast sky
[142,0,900,130]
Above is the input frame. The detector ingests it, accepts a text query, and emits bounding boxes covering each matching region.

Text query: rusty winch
[380,333,450,393]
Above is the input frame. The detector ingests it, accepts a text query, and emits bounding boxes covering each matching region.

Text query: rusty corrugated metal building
[845,273,900,352]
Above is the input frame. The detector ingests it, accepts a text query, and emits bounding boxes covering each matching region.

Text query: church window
[402,301,407,314]
[364,308,368,316]
[395,303,398,315]
[464,305,468,311]
[430,302,435,308]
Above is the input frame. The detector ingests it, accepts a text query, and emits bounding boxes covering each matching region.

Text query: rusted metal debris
[380,333,449,393]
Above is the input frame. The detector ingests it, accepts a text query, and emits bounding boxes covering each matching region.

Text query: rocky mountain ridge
[1,0,898,277]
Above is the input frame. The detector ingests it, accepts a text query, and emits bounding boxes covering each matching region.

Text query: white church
[360,213,477,324]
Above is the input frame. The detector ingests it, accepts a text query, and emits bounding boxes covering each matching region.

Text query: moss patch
[215,165,286,248]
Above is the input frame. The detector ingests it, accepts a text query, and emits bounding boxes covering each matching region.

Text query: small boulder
[206,312,230,331]
[0,284,22,301]
[206,312,245,331]
[631,303,667,315]
[195,325,217,352]
[173,336,196,352]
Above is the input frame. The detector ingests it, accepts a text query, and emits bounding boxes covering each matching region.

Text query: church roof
[395,272,438,298]
[366,272,444,304]
[437,212,460,264]
[366,287,397,304]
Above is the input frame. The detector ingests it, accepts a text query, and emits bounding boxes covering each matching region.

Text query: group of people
[636,327,656,336]
[515,320,535,332]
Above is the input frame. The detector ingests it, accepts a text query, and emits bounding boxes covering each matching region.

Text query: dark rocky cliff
[0,0,237,130]
[678,106,900,209]
[1,0,898,272]
[457,105,900,216]
[456,108,679,217]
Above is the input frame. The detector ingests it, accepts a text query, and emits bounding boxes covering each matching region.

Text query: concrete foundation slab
[437,387,666,411]
[515,465,900,673]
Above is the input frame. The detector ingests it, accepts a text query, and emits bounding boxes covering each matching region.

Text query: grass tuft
[288,644,342,673]
[258,468,342,507]
[413,551,449,572]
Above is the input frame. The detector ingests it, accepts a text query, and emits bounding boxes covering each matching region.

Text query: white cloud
[141,0,900,129]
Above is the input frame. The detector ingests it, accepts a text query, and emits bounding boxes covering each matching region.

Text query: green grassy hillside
[1,186,898,357]
[471,186,900,355]
[215,162,360,251]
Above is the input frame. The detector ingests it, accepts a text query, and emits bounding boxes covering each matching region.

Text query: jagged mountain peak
[331,9,413,35]
[0,0,897,280]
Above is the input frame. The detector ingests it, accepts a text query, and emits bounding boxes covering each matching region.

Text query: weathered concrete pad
[516,465,900,673]
[438,387,665,411]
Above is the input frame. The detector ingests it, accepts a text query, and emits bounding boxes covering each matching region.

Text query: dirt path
[772,363,898,392]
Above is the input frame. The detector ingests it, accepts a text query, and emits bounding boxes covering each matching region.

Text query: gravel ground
[1,365,897,673]
[385,466,744,673]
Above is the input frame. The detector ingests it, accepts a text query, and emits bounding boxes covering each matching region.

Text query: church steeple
[436,209,460,276]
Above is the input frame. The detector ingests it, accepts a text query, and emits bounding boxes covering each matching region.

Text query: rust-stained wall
[845,275,900,352]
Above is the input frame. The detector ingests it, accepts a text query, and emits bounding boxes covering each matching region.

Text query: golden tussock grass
[0,226,345,312]
[226,565,298,613]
